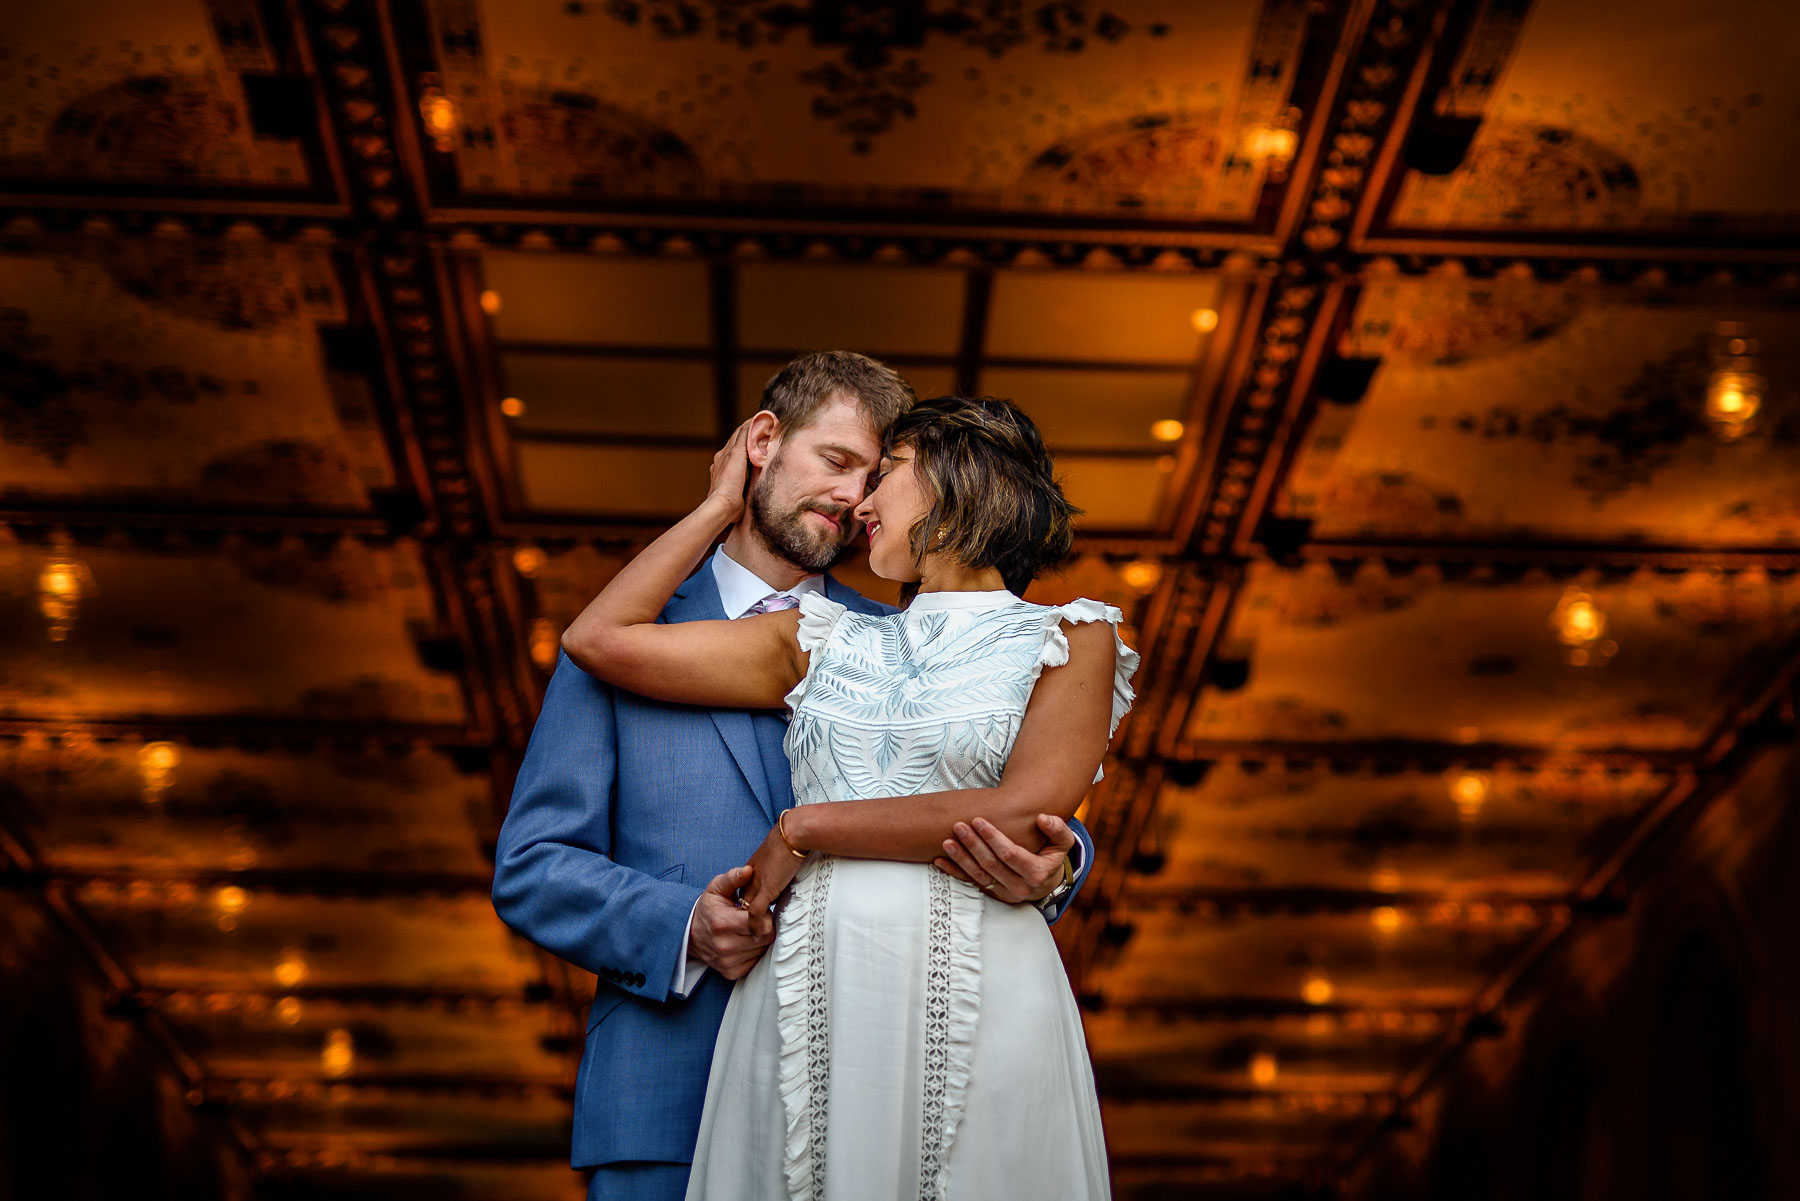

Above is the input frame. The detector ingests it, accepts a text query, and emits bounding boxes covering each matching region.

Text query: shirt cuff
[670,895,709,997]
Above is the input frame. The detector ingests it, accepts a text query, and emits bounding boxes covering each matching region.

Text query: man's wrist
[1034,854,1076,909]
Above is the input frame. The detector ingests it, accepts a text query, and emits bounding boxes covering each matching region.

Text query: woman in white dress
[563,397,1137,1201]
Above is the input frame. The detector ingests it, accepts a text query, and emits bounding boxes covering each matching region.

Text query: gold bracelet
[776,809,810,859]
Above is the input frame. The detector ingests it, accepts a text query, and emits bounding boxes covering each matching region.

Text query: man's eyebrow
[819,442,875,463]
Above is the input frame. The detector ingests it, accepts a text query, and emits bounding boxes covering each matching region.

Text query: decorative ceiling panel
[1277,275,1800,545]
[1057,455,1173,530]
[737,264,965,356]
[0,539,465,725]
[1137,764,1670,897]
[1384,0,1800,235]
[986,270,1222,363]
[421,0,1308,221]
[1185,563,1800,750]
[77,892,539,992]
[479,254,712,346]
[0,243,395,513]
[0,0,315,189]
[235,1088,569,1152]
[1,740,491,876]
[1101,911,1539,1009]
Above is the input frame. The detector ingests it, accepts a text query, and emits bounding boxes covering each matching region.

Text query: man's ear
[744,410,782,470]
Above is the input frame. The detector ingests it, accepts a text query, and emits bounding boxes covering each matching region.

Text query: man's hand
[688,865,774,980]
[934,813,1075,904]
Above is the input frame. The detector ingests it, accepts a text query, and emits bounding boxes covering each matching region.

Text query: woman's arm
[737,620,1117,915]
[560,423,806,710]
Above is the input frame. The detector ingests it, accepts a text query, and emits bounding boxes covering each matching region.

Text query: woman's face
[853,446,932,582]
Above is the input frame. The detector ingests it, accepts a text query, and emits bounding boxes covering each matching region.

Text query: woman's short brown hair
[886,396,1078,595]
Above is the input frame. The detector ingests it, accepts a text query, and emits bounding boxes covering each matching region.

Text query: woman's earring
[933,525,950,548]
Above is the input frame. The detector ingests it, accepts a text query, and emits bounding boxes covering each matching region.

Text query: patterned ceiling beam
[0,716,482,749]
[1287,540,1800,572]
[1338,632,1800,1174]
[1122,887,1574,921]
[206,1074,569,1102]
[17,866,493,900]
[0,509,393,538]
[0,809,263,1167]
[1084,996,1459,1024]
[1151,738,1691,773]
[139,984,549,1014]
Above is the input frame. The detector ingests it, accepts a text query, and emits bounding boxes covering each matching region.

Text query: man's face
[749,395,885,572]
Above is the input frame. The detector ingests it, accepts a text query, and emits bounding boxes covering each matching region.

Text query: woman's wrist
[783,804,819,852]
[698,492,743,528]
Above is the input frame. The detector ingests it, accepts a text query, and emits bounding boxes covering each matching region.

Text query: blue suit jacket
[491,559,1094,1167]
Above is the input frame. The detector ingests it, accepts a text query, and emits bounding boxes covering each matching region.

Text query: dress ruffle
[775,857,834,1200]
[1035,598,1142,782]
[923,877,984,1200]
[785,593,851,711]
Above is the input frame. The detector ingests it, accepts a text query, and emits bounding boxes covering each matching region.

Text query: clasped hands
[687,813,1078,979]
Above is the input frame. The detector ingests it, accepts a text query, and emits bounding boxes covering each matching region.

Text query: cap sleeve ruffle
[784,592,850,711]
[1038,598,1141,782]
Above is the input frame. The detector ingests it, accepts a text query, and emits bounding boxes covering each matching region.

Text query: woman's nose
[852,494,874,521]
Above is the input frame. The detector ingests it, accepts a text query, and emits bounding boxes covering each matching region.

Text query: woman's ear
[745,409,782,469]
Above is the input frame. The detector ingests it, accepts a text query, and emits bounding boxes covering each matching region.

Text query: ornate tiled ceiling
[3,0,1800,1198]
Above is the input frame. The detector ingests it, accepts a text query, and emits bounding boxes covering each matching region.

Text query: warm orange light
[1245,125,1298,163]
[138,741,180,802]
[530,618,560,670]
[1371,906,1403,935]
[1249,1051,1278,1086]
[276,996,304,1026]
[38,555,95,642]
[1706,370,1762,436]
[501,397,526,418]
[1120,559,1163,594]
[1190,308,1220,333]
[1450,770,1489,821]
[418,88,458,152]
[322,1028,354,1077]
[275,952,309,990]
[1150,419,1185,443]
[214,886,249,916]
[512,546,546,578]
[1551,586,1605,651]
[1369,867,1401,893]
[479,289,502,315]
[1301,969,1334,1006]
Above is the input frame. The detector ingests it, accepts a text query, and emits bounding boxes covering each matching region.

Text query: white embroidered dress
[684,588,1138,1201]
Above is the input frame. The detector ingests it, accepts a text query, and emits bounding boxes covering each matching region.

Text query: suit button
[633,972,645,987]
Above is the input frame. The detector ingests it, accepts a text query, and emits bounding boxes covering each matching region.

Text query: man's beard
[748,462,853,574]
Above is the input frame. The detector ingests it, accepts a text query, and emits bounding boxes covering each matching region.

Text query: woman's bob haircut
[885,395,1078,596]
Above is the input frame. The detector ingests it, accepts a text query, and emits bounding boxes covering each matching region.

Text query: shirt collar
[711,546,824,620]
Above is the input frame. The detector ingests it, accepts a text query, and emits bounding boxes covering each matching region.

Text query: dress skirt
[683,856,1110,1201]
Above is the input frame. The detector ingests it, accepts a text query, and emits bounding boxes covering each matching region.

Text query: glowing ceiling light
[1550,586,1612,666]
[1369,866,1401,893]
[500,397,526,418]
[276,996,304,1026]
[274,952,309,990]
[512,546,546,578]
[214,885,248,932]
[321,1028,355,1077]
[1249,1051,1278,1086]
[1190,307,1220,333]
[529,618,560,670]
[1150,419,1185,443]
[479,289,502,315]
[1449,770,1490,821]
[1706,369,1763,439]
[138,741,180,804]
[1300,969,1334,1006]
[1120,559,1163,594]
[418,87,458,153]
[1371,906,1403,935]
[38,554,95,642]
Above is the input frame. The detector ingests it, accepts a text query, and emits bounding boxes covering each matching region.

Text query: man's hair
[886,396,1078,596]
[759,350,915,435]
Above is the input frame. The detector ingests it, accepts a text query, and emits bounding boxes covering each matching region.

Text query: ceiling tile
[986,272,1223,363]
[515,443,714,517]
[502,354,717,438]
[737,264,965,356]
[1057,456,1173,531]
[985,366,1192,449]
[481,254,711,346]
[737,360,959,422]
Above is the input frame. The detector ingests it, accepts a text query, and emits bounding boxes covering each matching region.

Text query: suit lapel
[667,560,778,823]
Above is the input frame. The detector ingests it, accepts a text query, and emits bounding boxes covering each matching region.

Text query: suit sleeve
[492,652,704,1003]
[1038,816,1096,926]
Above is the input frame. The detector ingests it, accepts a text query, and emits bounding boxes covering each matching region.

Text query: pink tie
[746,592,801,616]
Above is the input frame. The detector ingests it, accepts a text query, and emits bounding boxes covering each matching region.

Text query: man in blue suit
[492,352,1096,1200]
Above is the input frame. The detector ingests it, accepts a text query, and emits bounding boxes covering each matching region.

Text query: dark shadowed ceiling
[3,0,1799,1197]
